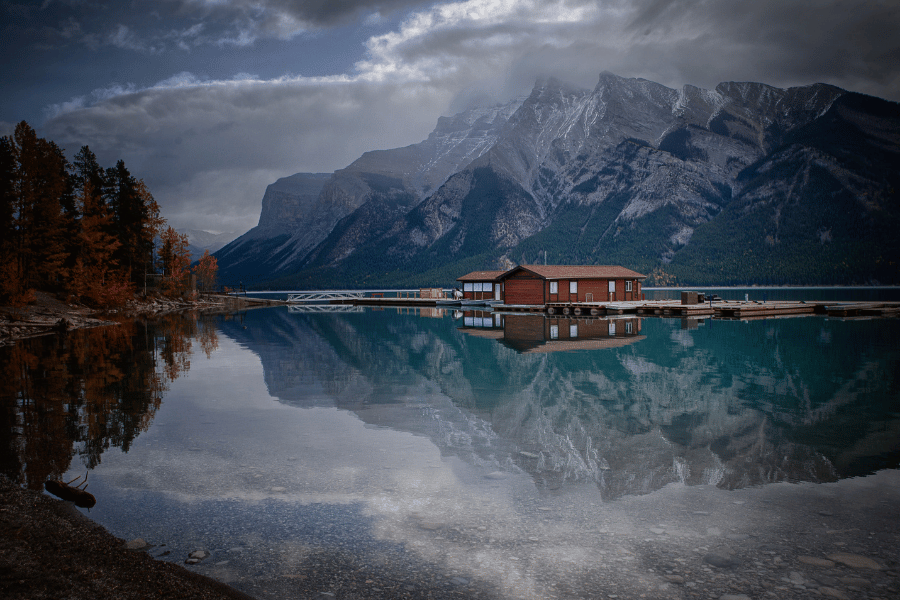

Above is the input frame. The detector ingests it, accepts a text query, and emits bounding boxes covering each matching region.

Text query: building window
[549,281,558,294]
[550,325,559,339]
[625,321,633,334]
[626,281,633,292]
[608,322,616,336]
[463,282,473,292]
[570,281,577,294]
[569,324,578,338]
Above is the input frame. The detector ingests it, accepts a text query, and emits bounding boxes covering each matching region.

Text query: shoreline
[0,475,256,600]
[0,293,287,598]
[0,291,283,346]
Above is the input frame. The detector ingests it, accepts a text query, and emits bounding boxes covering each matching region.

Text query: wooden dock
[325,296,900,320]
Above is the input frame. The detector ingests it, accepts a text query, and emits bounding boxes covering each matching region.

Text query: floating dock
[327,296,900,319]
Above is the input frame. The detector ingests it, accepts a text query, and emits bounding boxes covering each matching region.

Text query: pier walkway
[326,296,900,319]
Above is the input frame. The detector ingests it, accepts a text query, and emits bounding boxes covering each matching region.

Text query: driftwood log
[45,475,96,509]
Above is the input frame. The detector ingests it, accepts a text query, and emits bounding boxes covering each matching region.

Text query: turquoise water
[643,286,900,302]
[241,286,900,302]
[3,307,899,598]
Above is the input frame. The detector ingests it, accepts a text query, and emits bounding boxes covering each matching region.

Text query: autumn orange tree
[68,146,133,307]
[194,249,218,293]
[157,226,192,296]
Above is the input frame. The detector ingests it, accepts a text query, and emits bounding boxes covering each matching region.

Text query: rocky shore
[0,475,255,600]
[0,291,267,346]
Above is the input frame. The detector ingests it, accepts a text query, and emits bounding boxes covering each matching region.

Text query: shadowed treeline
[0,313,220,490]
[0,122,218,308]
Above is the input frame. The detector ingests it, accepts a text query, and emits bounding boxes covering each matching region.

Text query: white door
[494,283,501,301]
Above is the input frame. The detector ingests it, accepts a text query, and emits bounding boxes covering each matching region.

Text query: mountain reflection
[222,308,900,500]
[0,313,219,490]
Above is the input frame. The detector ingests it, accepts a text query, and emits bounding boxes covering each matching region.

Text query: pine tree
[6,122,71,295]
[105,160,159,287]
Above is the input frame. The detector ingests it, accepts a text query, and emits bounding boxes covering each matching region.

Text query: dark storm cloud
[622,0,900,99]
[23,0,900,234]
[171,0,434,28]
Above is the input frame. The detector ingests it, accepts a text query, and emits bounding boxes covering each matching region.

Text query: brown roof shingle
[457,270,506,281]
[503,265,646,280]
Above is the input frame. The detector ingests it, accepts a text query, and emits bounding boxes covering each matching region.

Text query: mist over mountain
[215,72,900,288]
[177,229,238,262]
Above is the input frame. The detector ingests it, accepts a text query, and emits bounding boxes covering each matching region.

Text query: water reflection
[2,306,899,599]
[3,307,898,503]
[458,311,645,352]
[220,309,900,500]
[0,313,219,490]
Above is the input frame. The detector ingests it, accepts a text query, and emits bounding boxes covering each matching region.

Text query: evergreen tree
[6,122,71,295]
[105,160,150,285]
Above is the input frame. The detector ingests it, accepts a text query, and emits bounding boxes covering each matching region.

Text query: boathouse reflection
[458,311,645,353]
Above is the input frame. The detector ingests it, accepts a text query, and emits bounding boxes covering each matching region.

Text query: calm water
[643,286,900,302]
[2,307,899,599]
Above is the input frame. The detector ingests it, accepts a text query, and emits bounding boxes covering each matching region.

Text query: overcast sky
[2,0,898,235]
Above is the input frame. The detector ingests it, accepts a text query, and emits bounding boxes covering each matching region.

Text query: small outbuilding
[456,270,505,301]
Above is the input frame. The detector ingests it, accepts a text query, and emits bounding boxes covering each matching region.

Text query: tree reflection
[0,312,220,489]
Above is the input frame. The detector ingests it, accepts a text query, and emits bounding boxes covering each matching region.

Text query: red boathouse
[500,265,646,305]
[458,265,646,305]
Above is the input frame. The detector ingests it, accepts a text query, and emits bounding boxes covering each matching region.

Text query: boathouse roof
[501,265,647,280]
[457,270,506,282]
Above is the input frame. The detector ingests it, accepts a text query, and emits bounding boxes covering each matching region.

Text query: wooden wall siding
[505,275,544,305]
[501,272,642,304]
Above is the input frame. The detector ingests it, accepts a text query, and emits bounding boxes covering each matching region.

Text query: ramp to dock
[287,291,365,303]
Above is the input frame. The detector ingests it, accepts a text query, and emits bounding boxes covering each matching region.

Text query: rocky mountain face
[212,172,332,283]
[216,72,899,288]
[215,100,524,285]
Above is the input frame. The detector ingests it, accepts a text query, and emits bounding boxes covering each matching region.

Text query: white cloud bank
[42,0,900,233]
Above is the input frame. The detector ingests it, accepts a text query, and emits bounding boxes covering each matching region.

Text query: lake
[2,306,899,599]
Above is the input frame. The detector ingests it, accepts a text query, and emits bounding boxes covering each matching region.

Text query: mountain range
[178,229,238,262]
[214,72,900,288]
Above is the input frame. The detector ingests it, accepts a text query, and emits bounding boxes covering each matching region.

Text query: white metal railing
[286,291,366,302]
[287,304,365,313]
[284,289,451,303]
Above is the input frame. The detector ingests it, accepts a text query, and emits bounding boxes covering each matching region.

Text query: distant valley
[179,229,238,262]
[214,72,900,289]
